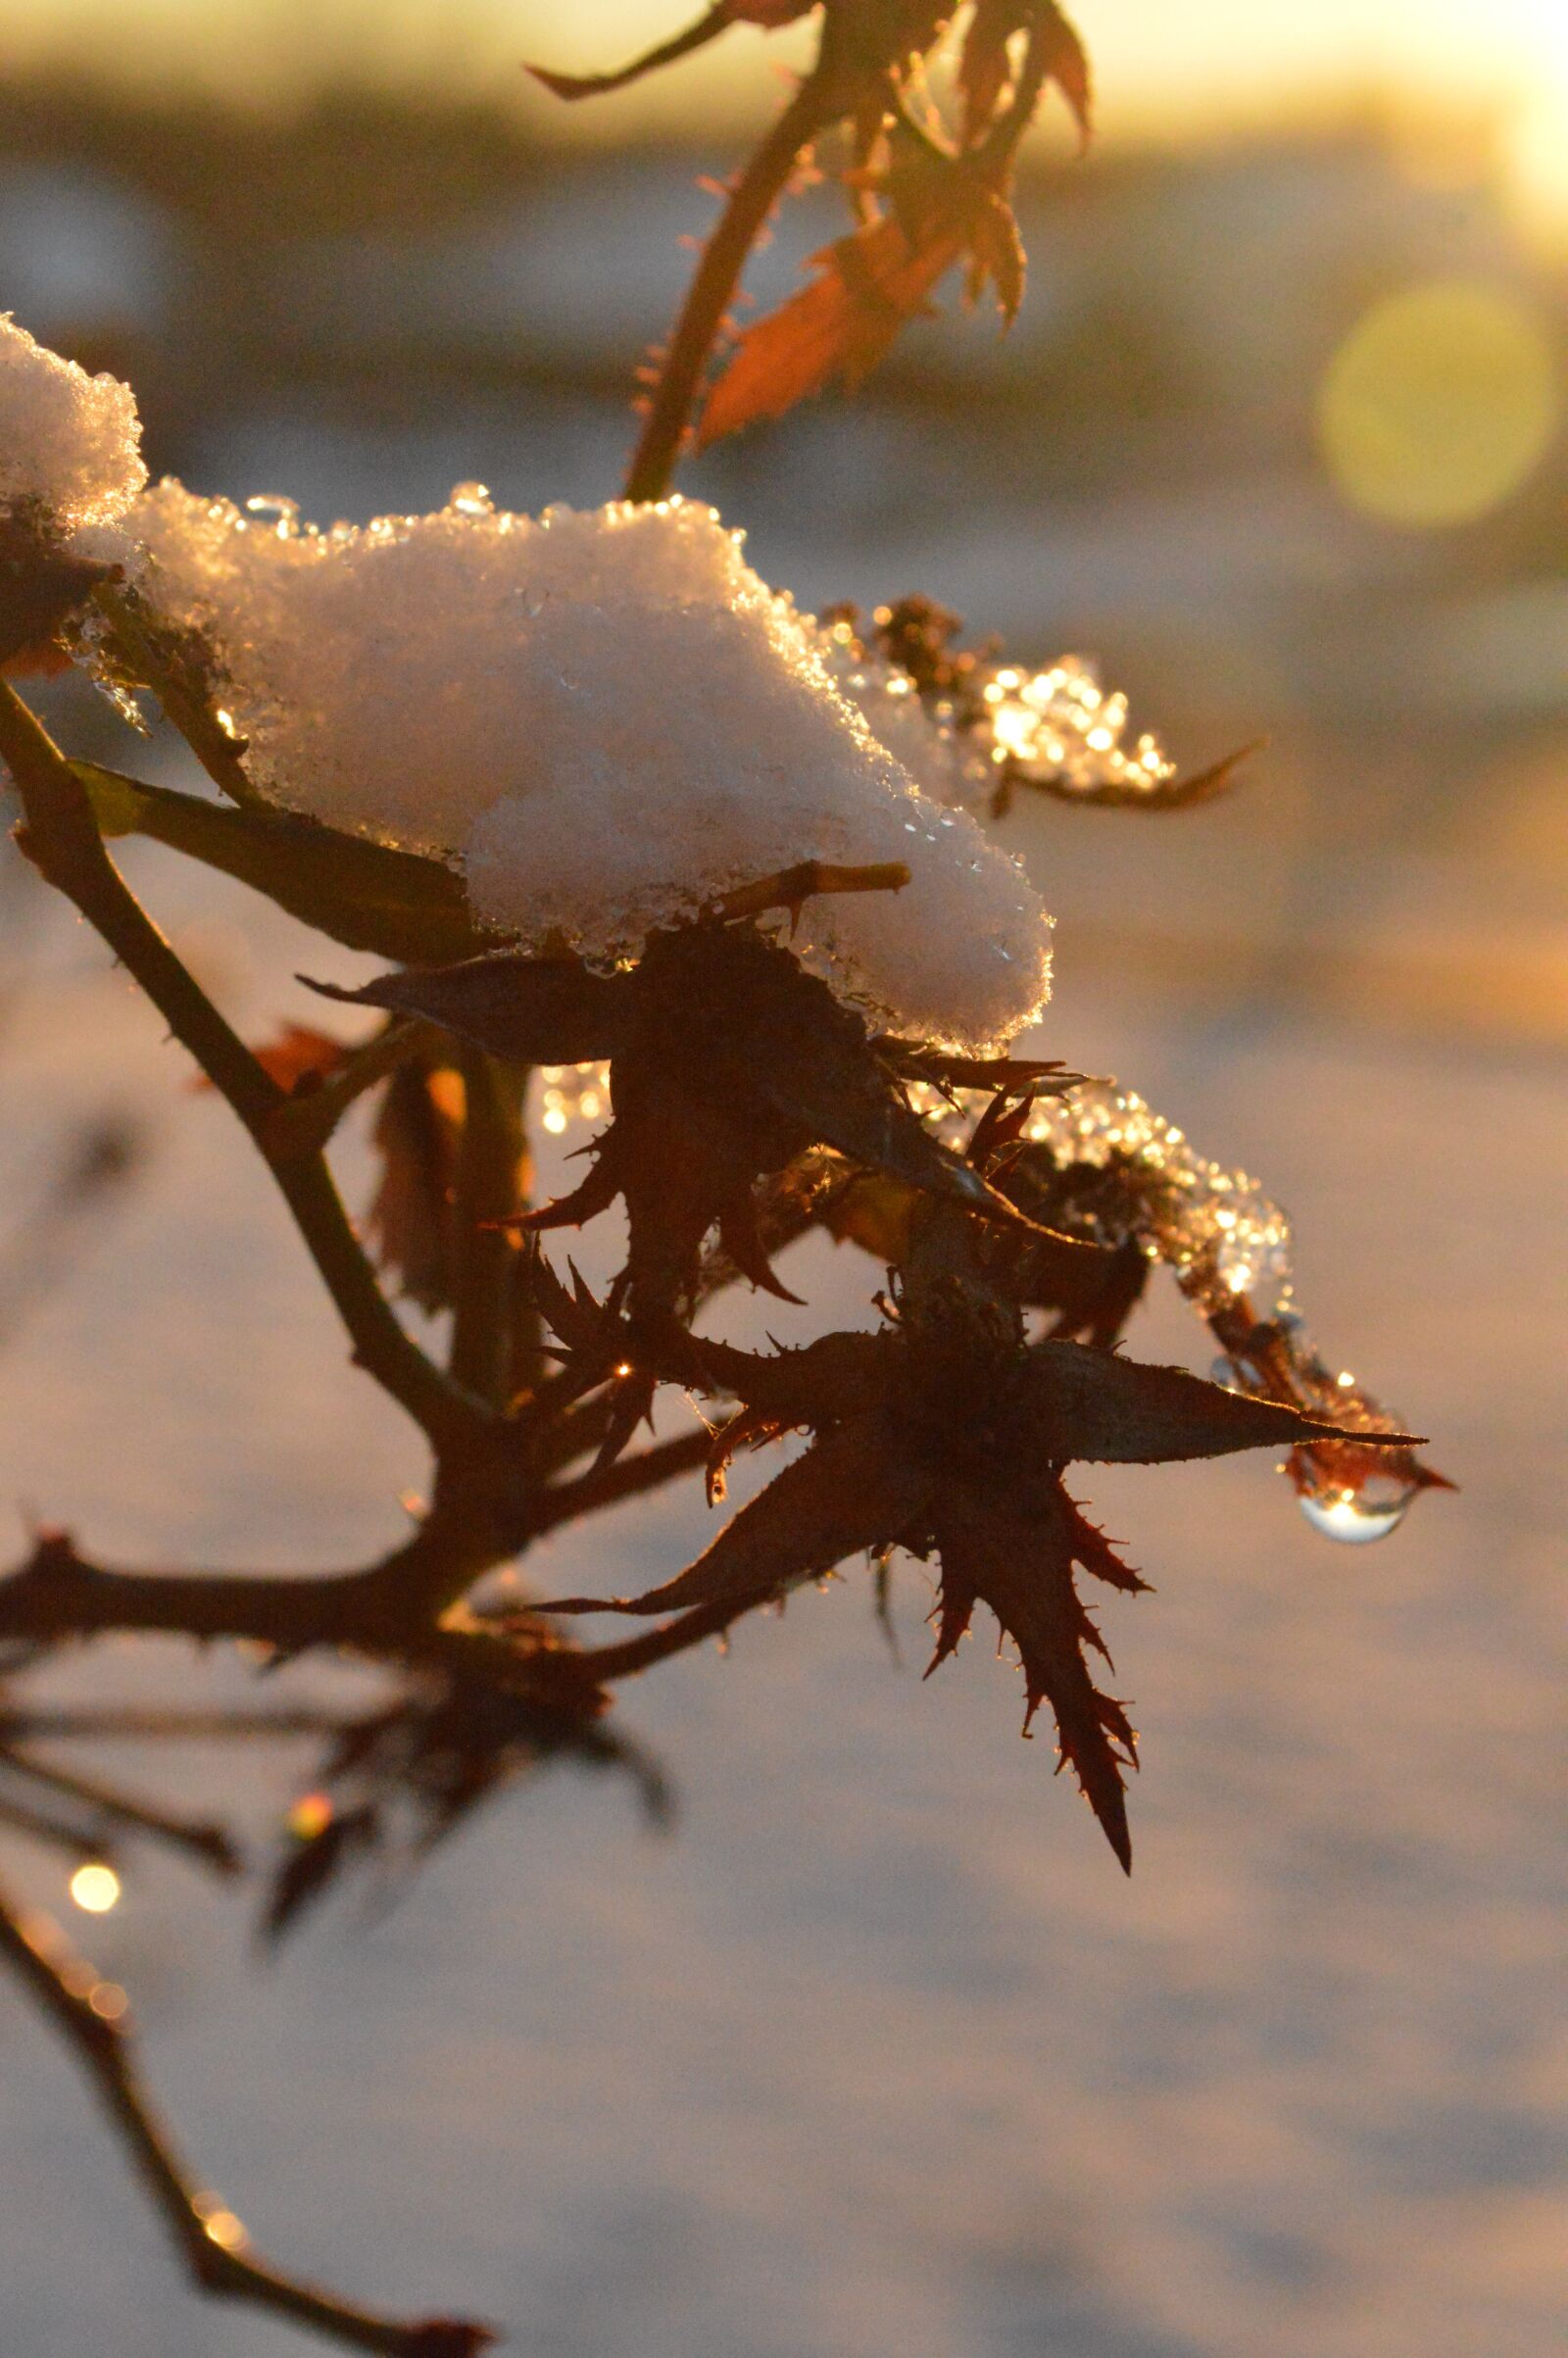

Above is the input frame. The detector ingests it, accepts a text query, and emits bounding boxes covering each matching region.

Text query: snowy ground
[0,419,1563,2356]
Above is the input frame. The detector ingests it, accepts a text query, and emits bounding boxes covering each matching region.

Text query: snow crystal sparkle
[0,314,145,531]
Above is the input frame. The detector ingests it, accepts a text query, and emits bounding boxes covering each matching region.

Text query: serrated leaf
[698,218,964,446]
[543,1412,932,1619]
[933,1485,1135,1869]
[1022,1340,1422,1466]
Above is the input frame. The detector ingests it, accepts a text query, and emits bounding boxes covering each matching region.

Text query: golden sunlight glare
[1316,280,1560,527]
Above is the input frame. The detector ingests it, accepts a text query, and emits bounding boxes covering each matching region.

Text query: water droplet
[244,494,300,537]
[449,480,493,516]
[1297,1475,1414,1545]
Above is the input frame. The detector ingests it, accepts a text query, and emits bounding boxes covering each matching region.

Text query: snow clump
[122,486,1052,1047]
[0,314,146,531]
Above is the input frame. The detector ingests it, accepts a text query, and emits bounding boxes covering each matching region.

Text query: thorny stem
[0,1885,488,2354]
[622,74,834,502]
[0,1531,441,1653]
[0,680,481,1453]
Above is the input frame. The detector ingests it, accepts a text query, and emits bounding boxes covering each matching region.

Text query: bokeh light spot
[1317,280,1560,526]
[69,1862,122,1914]
[286,1791,333,1842]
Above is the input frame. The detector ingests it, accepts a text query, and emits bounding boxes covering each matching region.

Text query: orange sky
[5,3,1568,226]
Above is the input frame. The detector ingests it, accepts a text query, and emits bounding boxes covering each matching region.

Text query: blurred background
[0,5,1562,2354]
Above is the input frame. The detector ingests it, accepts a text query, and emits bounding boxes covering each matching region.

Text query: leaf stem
[622,75,834,502]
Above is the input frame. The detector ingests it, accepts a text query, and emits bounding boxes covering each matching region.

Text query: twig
[0,1747,239,1876]
[0,1791,106,1858]
[0,1884,492,2354]
[0,680,480,1451]
[448,1049,525,1407]
[0,1530,437,1654]
[0,1707,354,1743]
[623,74,835,502]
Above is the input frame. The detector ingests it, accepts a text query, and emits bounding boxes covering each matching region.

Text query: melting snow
[0,312,145,530]
[123,485,1053,1047]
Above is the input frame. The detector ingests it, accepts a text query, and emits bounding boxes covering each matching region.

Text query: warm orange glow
[286,1791,334,1842]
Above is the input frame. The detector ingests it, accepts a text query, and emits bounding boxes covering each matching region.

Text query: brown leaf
[1017,738,1261,813]
[958,0,1021,146]
[307,952,628,1065]
[933,1485,1136,1869]
[367,1061,464,1314]
[1021,1341,1423,1467]
[250,1024,351,1096]
[528,5,743,100]
[405,2324,499,2358]
[1033,0,1092,149]
[542,1412,932,1620]
[698,216,963,446]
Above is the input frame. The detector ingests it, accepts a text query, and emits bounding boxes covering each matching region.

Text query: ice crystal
[979,658,1174,796]
[0,314,145,531]
[813,604,1175,804]
[122,485,1052,1048]
[1025,1082,1421,1539]
[1025,1082,1294,1315]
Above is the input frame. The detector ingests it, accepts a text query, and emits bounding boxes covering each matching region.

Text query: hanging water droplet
[1297,1473,1415,1545]
[1210,1354,1248,1394]
[244,494,300,537]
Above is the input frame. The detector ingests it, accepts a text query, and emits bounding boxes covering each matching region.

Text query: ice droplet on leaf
[1296,1478,1415,1545]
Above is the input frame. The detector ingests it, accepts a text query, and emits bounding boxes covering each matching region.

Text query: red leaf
[697,217,963,445]
[252,1023,351,1095]
[959,0,1091,152]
